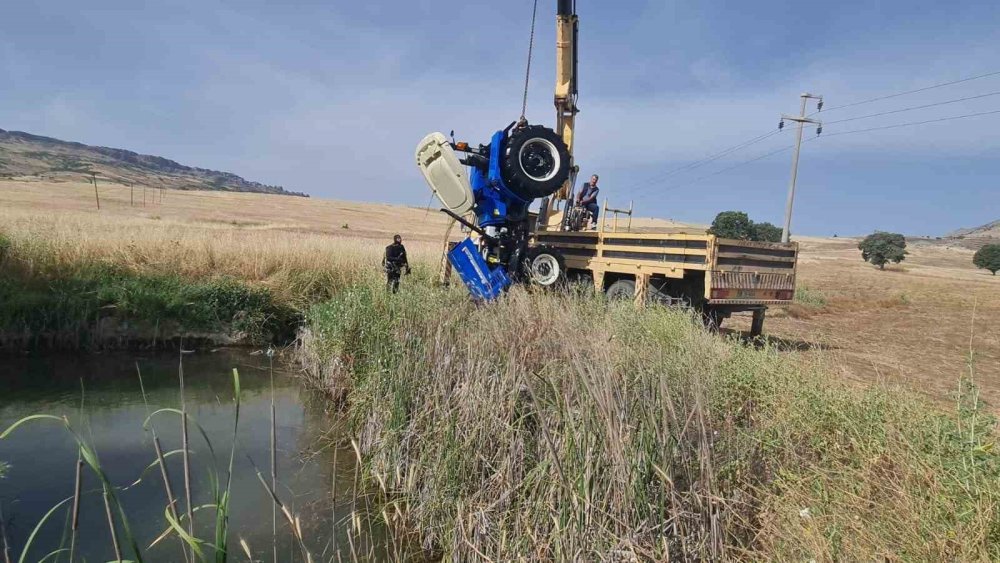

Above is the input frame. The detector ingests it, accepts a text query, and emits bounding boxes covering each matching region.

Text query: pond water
[0,348,394,562]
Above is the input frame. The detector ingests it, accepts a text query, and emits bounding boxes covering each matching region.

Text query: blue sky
[2,0,998,236]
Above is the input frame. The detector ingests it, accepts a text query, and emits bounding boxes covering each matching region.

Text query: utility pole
[90,172,101,210]
[130,182,134,207]
[780,92,823,243]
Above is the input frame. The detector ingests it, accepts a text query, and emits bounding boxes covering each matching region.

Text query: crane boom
[554,0,579,202]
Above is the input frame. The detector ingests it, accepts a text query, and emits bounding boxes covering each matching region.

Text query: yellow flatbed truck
[532,226,798,337]
[420,1,798,338]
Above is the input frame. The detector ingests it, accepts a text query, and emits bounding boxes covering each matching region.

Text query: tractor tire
[502,125,571,200]
[525,246,565,287]
[606,279,636,301]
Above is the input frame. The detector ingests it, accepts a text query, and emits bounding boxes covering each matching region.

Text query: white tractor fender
[415,132,474,215]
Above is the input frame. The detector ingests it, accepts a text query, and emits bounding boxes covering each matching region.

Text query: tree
[973,244,1000,275]
[709,211,754,240]
[752,221,783,243]
[710,211,786,242]
[858,231,907,270]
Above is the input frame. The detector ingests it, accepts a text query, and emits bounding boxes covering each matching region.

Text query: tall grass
[0,214,440,350]
[297,279,1000,560]
[0,208,439,309]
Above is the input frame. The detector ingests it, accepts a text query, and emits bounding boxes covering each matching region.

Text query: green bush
[859,231,907,269]
[752,221,783,242]
[0,231,10,265]
[709,210,754,239]
[973,244,1000,275]
[794,285,826,307]
[709,211,784,242]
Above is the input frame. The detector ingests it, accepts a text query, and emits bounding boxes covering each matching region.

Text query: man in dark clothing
[576,174,601,229]
[383,234,410,293]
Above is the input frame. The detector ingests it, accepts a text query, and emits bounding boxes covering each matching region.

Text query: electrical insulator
[817,100,824,111]
[816,126,823,136]
[778,120,784,130]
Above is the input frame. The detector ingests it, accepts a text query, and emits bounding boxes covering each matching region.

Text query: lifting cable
[519,0,539,121]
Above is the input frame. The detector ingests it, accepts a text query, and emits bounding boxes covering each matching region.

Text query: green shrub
[973,244,1000,275]
[709,210,754,239]
[0,231,10,265]
[752,221,783,242]
[709,211,784,242]
[859,231,907,269]
[794,285,826,307]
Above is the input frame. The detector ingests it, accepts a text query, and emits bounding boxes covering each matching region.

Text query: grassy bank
[0,210,439,350]
[297,280,1000,560]
[0,231,296,349]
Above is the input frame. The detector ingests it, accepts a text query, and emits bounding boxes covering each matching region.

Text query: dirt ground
[2,179,998,406]
[731,236,1000,407]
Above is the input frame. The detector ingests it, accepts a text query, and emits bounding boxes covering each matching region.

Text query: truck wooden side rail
[532,229,798,336]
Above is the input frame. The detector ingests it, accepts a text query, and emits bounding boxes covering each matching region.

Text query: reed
[0,361,264,562]
[0,502,10,563]
[178,353,196,561]
[137,364,191,563]
[267,349,278,563]
[297,278,1000,560]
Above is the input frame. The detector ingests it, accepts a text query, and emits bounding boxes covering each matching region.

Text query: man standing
[383,234,410,293]
[576,174,601,230]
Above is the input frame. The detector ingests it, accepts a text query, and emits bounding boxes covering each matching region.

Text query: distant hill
[948,219,1000,239]
[943,219,1000,250]
[0,128,307,197]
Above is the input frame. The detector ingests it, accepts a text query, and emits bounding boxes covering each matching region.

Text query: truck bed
[533,230,798,305]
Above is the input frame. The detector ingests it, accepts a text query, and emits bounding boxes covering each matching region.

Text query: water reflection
[0,349,390,561]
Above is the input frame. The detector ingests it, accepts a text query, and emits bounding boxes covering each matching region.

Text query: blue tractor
[416,1,580,300]
[415,121,572,300]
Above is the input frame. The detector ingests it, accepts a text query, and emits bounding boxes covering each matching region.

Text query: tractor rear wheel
[502,125,571,200]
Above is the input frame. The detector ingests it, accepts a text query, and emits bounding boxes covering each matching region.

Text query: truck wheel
[525,246,565,287]
[606,279,635,301]
[502,125,571,200]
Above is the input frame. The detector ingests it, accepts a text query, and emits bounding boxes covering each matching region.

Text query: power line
[825,90,1000,125]
[822,108,1000,137]
[625,71,1000,197]
[621,128,785,193]
[634,142,795,200]
[632,108,1000,197]
[817,69,1000,113]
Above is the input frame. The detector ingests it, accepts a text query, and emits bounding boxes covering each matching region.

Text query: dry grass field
[5,179,1000,559]
[2,179,997,406]
[730,236,1000,406]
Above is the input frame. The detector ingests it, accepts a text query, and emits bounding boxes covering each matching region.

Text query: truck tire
[502,125,571,200]
[606,279,635,301]
[525,246,565,287]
